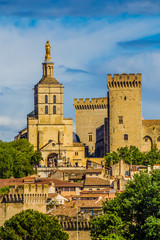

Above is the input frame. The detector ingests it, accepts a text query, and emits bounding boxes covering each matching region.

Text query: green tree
[0,209,69,240]
[117,145,145,165]
[143,216,160,240]
[145,148,160,166]
[90,213,125,239]
[104,151,120,168]
[105,145,160,167]
[0,139,42,178]
[90,170,160,240]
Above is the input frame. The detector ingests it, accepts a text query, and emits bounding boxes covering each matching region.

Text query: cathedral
[15,41,160,166]
[15,41,85,167]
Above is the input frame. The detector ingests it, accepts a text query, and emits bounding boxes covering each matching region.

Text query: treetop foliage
[105,145,160,167]
[90,170,160,240]
[0,139,42,179]
[0,209,69,240]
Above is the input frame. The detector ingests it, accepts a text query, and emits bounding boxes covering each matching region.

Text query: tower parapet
[107,73,142,89]
[74,97,107,110]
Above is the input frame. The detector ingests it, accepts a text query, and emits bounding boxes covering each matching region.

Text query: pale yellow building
[74,98,107,156]
[74,73,160,155]
[15,42,160,165]
[16,41,85,167]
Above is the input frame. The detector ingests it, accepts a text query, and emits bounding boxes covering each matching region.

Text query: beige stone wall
[142,120,160,152]
[0,184,48,226]
[66,230,91,240]
[36,84,63,125]
[74,98,107,155]
[27,77,86,167]
[111,159,130,177]
[107,73,142,152]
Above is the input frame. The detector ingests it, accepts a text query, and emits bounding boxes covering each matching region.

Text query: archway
[142,135,153,152]
[47,153,58,167]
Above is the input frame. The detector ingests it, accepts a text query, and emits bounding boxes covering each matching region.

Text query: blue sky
[1,0,160,141]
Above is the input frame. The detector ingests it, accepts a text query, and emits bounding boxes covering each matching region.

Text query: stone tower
[26,41,85,167]
[34,40,63,126]
[107,73,142,152]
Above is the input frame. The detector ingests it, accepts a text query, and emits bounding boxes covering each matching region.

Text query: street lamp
[77,198,81,240]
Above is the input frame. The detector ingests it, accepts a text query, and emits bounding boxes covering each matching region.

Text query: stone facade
[142,120,160,151]
[74,73,160,155]
[0,184,48,226]
[74,97,108,156]
[111,159,130,177]
[15,41,160,163]
[107,73,142,152]
[15,41,86,167]
[66,231,91,240]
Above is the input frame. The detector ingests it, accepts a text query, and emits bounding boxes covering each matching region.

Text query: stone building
[74,73,160,155]
[15,41,160,164]
[15,41,86,167]
[0,180,48,226]
[74,98,108,156]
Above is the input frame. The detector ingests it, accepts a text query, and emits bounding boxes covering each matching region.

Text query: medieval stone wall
[66,230,91,240]
[0,184,48,226]
[107,73,142,152]
[74,97,108,155]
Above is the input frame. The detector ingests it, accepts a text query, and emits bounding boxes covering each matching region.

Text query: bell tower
[34,41,63,125]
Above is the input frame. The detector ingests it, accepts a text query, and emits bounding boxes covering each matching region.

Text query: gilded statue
[45,40,51,61]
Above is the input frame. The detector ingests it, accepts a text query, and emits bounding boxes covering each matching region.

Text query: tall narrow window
[119,116,123,124]
[53,105,56,114]
[45,106,48,114]
[45,95,48,103]
[124,134,128,140]
[53,95,56,103]
[89,134,92,142]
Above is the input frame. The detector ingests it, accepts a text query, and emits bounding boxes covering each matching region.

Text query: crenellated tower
[107,73,142,152]
[74,97,108,155]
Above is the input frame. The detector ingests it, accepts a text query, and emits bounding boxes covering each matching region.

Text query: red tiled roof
[48,193,58,199]
[84,178,110,186]
[49,207,80,217]
[0,177,82,188]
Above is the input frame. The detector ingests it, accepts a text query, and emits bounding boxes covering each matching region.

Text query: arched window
[53,105,56,114]
[45,95,48,103]
[53,95,56,103]
[45,106,48,114]
[157,136,160,142]
[124,134,128,140]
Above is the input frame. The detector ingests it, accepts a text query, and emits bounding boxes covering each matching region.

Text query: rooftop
[0,177,82,188]
[84,178,110,186]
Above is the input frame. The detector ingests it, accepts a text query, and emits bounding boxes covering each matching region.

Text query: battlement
[1,184,48,204]
[74,97,107,110]
[107,73,142,89]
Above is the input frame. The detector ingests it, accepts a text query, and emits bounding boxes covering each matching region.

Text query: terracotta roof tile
[49,207,79,218]
[0,177,82,188]
[84,178,110,186]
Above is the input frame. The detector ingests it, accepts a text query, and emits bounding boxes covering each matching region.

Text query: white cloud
[0,116,25,129]
[0,16,160,140]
